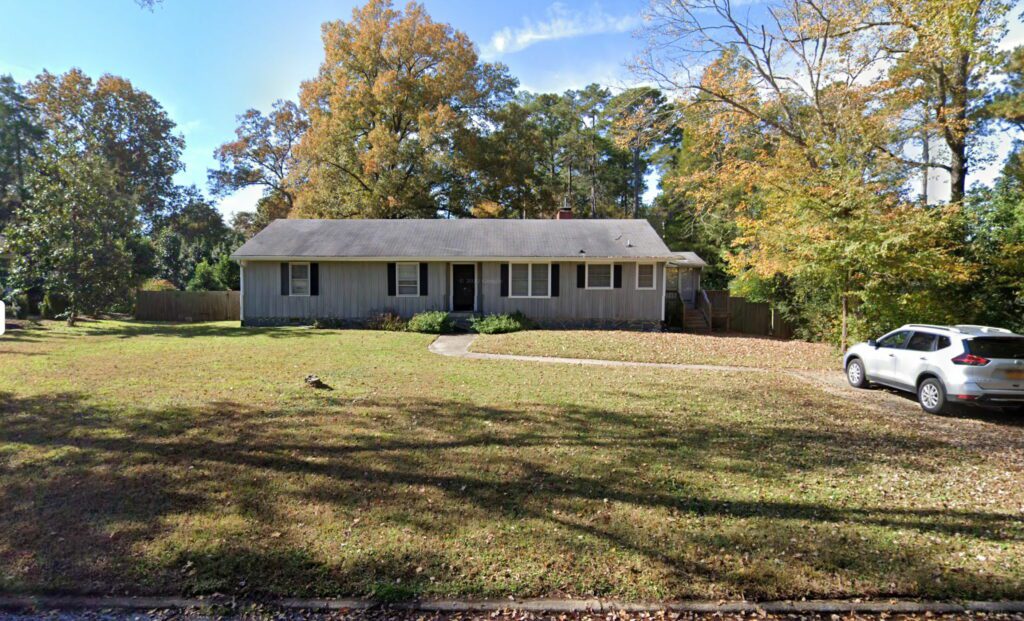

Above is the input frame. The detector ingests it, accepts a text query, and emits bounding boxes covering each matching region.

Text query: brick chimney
[556,207,574,220]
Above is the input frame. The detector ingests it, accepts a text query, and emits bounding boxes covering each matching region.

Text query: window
[397,262,419,296]
[906,332,937,352]
[586,263,613,289]
[877,330,911,349]
[509,263,549,298]
[636,263,655,290]
[966,337,1024,359]
[936,336,951,350]
[290,262,310,296]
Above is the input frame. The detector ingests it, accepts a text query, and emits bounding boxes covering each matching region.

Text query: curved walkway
[429,333,769,373]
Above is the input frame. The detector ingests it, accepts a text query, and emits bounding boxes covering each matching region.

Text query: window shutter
[280,263,289,296]
[550,264,560,297]
[500,264,509,297]
[419,262,428,296]
[576,264,585,288]
[613,264,623,288]
[310,263,320,296]
[387,263,396,296]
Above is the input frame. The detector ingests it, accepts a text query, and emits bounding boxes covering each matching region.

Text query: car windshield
[965,337,1024,359]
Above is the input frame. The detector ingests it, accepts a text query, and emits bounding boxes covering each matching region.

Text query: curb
[2,595,1024,615]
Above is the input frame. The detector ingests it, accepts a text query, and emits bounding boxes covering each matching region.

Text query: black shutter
[280,263,289,296]
[551,264,560,297]
[419,262,428,296]
[576,264,585,288]
[387,263,396,296]
[500,264,509,297]
[613,264,623,288]
[310,263,319,296]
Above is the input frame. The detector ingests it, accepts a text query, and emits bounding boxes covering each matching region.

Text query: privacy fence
[135,290,240,322]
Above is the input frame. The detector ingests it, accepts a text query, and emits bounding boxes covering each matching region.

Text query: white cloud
[215,185,265,221]
[483,2,641,58]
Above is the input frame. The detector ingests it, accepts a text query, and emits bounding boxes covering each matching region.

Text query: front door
[452,264,475,311]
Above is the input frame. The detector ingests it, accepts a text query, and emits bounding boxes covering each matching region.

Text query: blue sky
[1,0,1022,217]
[0,0,648,219]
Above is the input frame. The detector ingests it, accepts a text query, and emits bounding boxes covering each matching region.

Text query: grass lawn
[471,330,840,371]
[1,320,1023,601]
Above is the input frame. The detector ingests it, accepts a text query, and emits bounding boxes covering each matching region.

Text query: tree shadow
[0,389,1021,600]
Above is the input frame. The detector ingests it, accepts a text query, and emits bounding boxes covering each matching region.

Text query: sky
[0,0,649,220]
[1,0,1022,219]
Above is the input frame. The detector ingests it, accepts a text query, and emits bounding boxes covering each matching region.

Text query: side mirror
[867,339,878,348]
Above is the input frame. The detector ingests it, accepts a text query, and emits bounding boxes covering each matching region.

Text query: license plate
[1005,369,1024,380]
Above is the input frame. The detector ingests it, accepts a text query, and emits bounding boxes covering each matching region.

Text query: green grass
[472,330,841,371]
[1,320,1023,601]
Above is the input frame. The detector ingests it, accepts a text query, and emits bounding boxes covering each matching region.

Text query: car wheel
[846,358,868,388]
[917,378,947,414]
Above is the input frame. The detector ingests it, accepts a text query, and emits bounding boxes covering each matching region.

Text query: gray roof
[668,251,707,268]
[231,218,677,260]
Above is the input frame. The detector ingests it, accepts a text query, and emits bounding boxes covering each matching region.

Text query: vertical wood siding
[242,260,664,322]
[478,261,664,322]
[242,261,447,320]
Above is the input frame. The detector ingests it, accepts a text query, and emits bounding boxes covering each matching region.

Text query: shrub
[365,312,407,331]
[141,278,177,291]
[312,318,345,329]
[471,311,534,334]
[39,292,69,320]
[407,310,454,334]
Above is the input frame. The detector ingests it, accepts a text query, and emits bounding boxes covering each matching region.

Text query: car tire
[846,358,868,388]
[917,377,947,414]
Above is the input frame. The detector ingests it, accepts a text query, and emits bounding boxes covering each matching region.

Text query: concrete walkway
[429,333,769,373]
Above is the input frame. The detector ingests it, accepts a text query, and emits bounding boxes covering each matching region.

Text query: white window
[586,263,613,289]
[397,262,420,296]
[636,263,655,290]
[290,262,310,296]
[509,263,550,298]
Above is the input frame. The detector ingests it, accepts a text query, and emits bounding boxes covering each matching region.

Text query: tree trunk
[949,141,967,205]
[920,119,929,205]
[632,148,642,218]
[840,292,848,352]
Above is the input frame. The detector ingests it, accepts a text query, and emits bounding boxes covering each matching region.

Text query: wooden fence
[135,290,240,322]
[701,290,796,339]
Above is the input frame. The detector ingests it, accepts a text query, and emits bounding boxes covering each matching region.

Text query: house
[230,211,705,328]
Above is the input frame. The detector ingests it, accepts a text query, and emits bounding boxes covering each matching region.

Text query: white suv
[843,324,1024,414]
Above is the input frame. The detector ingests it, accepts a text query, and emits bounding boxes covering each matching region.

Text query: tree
[8,136,136,325]
[641,0,1011,207]
[210,100,308,233]
[0,75,43,228]
[640,31,970,345]
[294,0,515,218]
[27,69,184,226]
[152,187,238,289]
[608,87,676,217]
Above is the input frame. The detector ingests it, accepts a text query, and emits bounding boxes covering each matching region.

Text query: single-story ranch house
[231,211,705,328]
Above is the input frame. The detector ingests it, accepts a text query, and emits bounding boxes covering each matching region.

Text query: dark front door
[452,264,475,311]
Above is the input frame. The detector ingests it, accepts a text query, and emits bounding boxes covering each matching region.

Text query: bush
[312,318,345,329]
[471,311,534,334]
[39,292,69,320]
[406,310,454,334]
[142,278,177,291]
[365,312,407,331]
[7,292,29,319]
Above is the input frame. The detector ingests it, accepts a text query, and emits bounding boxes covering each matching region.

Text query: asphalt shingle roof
[231,219,676,260]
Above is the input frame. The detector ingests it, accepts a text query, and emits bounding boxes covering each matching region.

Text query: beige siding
[242,261,448,321]
[479,261,664,322]
[241,259,664,323]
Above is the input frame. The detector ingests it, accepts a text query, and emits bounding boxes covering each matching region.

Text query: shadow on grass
[0,389,1021,600]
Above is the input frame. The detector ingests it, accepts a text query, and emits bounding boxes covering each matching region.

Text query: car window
[935,336,951,351]
[906,332,937,352]
[966,337,1024,359]
[877,330,911,349]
